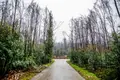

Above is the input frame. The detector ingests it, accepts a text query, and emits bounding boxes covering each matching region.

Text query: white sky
[26,0,96,42]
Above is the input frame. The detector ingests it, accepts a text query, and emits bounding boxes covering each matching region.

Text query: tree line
[69,0,120,79]
[0,0,54,76]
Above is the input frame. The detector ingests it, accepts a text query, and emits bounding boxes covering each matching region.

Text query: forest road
[31,59,85,80]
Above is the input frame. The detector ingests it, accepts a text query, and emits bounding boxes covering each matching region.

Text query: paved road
[31,59,85,80]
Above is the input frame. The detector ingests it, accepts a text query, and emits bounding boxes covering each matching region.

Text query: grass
[67,61,100,80]
[19,60,54,80]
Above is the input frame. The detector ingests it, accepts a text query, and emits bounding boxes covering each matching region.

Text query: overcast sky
[26,0,96,42]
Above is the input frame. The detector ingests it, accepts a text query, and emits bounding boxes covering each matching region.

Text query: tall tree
[44,11,54,63]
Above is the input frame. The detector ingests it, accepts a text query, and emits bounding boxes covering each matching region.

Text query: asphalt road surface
[31,59,85,80]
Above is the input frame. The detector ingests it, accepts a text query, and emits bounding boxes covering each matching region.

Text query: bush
[69,51,79,64]
[69,49,117,80]
[95,68,117,80]
[0,25,23,74]
[0,26,36,75]
[33,45,45,65]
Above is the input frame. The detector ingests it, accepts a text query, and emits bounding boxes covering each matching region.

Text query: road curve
[31,59,85,80]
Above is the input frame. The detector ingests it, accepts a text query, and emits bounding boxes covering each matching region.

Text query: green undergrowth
[19,59,54,80]
[67,61,100,80]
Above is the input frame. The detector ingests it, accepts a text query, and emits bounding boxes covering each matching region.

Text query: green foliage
[0,25,36,74]
[69,49,117,80]
[0,25,23,74]
[12,56,36,69]
[33,45,45,65]
[111,33,120,65]
[0,25,45,75]
[95,68,117,80]
[111,33,120,80]
[44,12,53,63]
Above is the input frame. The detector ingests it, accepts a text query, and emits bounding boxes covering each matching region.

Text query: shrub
[95,68,117,80]
[33,45,45,65]
[69,49,117,80]
[0,26,36,75]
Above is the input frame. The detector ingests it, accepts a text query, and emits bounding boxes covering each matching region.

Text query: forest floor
[31,59,85,80]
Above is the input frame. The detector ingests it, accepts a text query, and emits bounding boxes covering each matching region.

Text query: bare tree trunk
[12,0,18,32]
[114,0,120,19]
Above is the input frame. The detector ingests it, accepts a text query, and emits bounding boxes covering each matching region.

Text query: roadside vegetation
[0,0,54,79]
[68,0,120,80]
